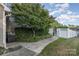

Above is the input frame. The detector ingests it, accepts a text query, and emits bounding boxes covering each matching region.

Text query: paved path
[2,36,58,56]
[20,36,58,55]
[2,47,36,56]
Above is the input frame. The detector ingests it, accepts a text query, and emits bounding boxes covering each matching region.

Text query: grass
[39,37,79,56]
[15,28,52,42]
[0,47,5,55]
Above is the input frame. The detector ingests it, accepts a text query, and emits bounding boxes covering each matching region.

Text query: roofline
[0,3,11,12]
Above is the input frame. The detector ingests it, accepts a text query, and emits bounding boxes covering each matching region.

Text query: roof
[0,3,11,12]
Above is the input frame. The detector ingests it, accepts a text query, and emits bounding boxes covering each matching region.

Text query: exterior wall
[49,28,78,38]
[0,4,12,48]
[77,30,79,37]
[57,28,68,38]
[68,29,77,38]
[48,28,53,35]
[0,5,4,47]
[57,28,77,38]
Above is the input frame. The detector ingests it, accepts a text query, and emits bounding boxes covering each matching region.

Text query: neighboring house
[0,4,11,48]
[49,28,79,38]
[57,28,78,38]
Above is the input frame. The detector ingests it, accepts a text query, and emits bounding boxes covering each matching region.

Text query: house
[49,27,79,38]
[57,28,78,38]
[0,4,11,48]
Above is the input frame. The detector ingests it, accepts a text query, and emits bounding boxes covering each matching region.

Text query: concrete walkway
[2,47,36,56]
[2,36,58,56]
[19,36,58,55]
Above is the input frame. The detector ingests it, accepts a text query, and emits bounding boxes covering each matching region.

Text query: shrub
[0,47,5,55]
[15,28,52,42]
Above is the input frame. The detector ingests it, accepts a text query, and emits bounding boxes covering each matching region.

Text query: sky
[42,3,79,25]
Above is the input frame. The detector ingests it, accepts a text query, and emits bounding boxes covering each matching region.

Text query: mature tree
[11,3,53,37]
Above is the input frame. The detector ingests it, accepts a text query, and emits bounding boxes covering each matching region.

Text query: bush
[0,47,5,55]
[15,28,52,42]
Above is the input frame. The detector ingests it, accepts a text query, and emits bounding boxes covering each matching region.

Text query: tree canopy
[11,3,54,30]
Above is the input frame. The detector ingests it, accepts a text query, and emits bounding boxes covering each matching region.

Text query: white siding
[48,28,53,35]
[68,29,77,38]
[57,28,77,38]
[57,28,68,38]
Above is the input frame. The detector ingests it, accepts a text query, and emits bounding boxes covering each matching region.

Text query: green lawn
[39,37,79,56]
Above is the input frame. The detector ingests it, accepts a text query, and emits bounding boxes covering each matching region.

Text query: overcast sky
[42,3,79,25]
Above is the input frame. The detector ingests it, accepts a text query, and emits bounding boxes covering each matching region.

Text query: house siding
[0,5,4,47]
[68,29,77,38]
[77,30,79,36]
[57,28,77,38]
[57,28,68,38]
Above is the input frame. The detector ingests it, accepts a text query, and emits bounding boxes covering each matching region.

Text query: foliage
[11,3,53,30]
[68,24,79,28]
[49,16,67,28]
[11,3,56,38]
[0,47,5,55]
[11,3,62,42]
[15,28,52,42]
